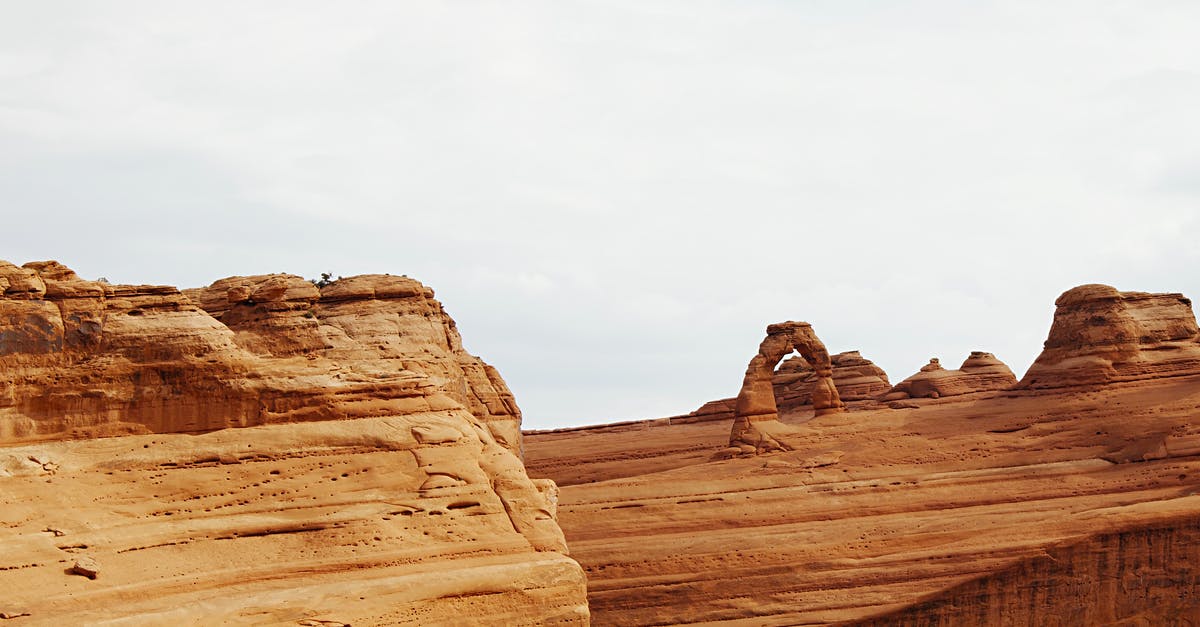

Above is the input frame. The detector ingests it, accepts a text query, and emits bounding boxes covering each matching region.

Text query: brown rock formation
[775,350,891,409]
[667,351,889,427]
[881,352,1017,400]
[865,516,1200,625]
[522,284,1200,625]
[1,262,521,454]
[0,261,586,624]
[729,321,845,452]
[526,364,1200,626]
[1018,284,1200,389]
[183,272,523,450]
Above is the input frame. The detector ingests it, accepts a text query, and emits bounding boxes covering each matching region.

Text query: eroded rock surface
[524,284,1200,625]
[1018,284,1200,389]
[728,321,845,453]
[671,351,889,428]
[0,261,586,625]
[528,374,1200,625]
[1,262,521,454]
[775,350,891,409]
[881,352,1017,400]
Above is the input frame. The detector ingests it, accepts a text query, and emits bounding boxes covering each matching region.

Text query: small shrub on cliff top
[310,272,338,288]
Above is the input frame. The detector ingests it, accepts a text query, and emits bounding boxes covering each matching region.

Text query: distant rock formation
[0,261,522,453]
[775,350,891,410]
[882,352,1017,400]
[1018,284,1200,389]
[729,321,845,452]
[675,351,889,426]
[524,282,1200,626]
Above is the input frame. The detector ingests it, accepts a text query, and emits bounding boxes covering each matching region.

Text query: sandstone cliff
[881,352,1017,401]
[1018,283,1200,389]
[1,262,522,453]
[0,261,587,625]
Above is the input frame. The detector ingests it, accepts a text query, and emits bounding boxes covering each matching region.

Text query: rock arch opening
[729,321,845,449]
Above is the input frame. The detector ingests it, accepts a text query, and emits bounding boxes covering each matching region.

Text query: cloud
[2,1,1198,427]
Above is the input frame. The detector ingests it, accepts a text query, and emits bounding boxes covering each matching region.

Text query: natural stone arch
[729,321,845,450]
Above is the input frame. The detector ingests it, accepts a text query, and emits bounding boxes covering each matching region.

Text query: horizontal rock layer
[1019,284,1200,389]
[1,261,522,453]
[525,285,1200,624]
[0,261,584,624]
[881,352,1017,400]
[671,351,890,426]
[526,375,1200,624]
[867,515,1200,625]
[1,412,587,624]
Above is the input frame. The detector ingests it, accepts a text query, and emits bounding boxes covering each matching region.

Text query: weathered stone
[882,352,1017,400]
[0,261,586,625]
[70,556,99,579]
[1018,284,1200,389]
[729,321,845,451]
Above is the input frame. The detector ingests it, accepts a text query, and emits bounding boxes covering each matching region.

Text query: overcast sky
[2,2,1198,428]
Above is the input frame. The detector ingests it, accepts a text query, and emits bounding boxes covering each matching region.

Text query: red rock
[775,350,891,409]
[669,351,889,427]
[729,321,845,452]
[881,352,1017,400]
[521,284,1200,625]
[1,264,521,454]
[1018,284,1200,389]
[0,261,586,624]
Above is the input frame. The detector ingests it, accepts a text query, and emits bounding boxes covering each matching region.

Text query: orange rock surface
[1018,284,1200,389]
[674,351,890,428]
[0,261,587,625]
[525,285,1200,625]
[881,352,1017,401]
[729,321,845,453]
[1,262,522,452]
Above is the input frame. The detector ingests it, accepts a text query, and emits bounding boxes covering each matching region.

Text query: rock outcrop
[1018,284,1200,389]
[866,516,1200,625]
[728,321,845,452]
[0,261,586,624]
[881,352,1017,400]
[775,350,891,410]
[1,262,521,454]
[522,284,1200,625]
[525,346,1200,625]
[672,351,889,427]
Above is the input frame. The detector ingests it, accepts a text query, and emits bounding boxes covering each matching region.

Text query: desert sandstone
[0,260,587,625]
[5,261,1200,625]
[525,284,1200,625]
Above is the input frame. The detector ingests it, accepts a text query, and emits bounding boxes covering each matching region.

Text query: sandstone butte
[0,260,588,625]
[524,284,1200,625]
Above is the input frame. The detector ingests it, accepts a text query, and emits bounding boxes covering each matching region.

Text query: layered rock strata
[775,350,890,410]
[728,321,845,453]
[881,352,1017,401]
[0,412,587,624]
[669,351,889,427]
[524,284,1200,624]
[866,515,1200,625]
[1,262,522,453]
[1018,284,1200,389]
[527,366,1200,625]
[0,261,586,624]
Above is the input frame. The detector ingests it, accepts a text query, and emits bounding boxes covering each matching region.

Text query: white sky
[2,1,1198,428]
